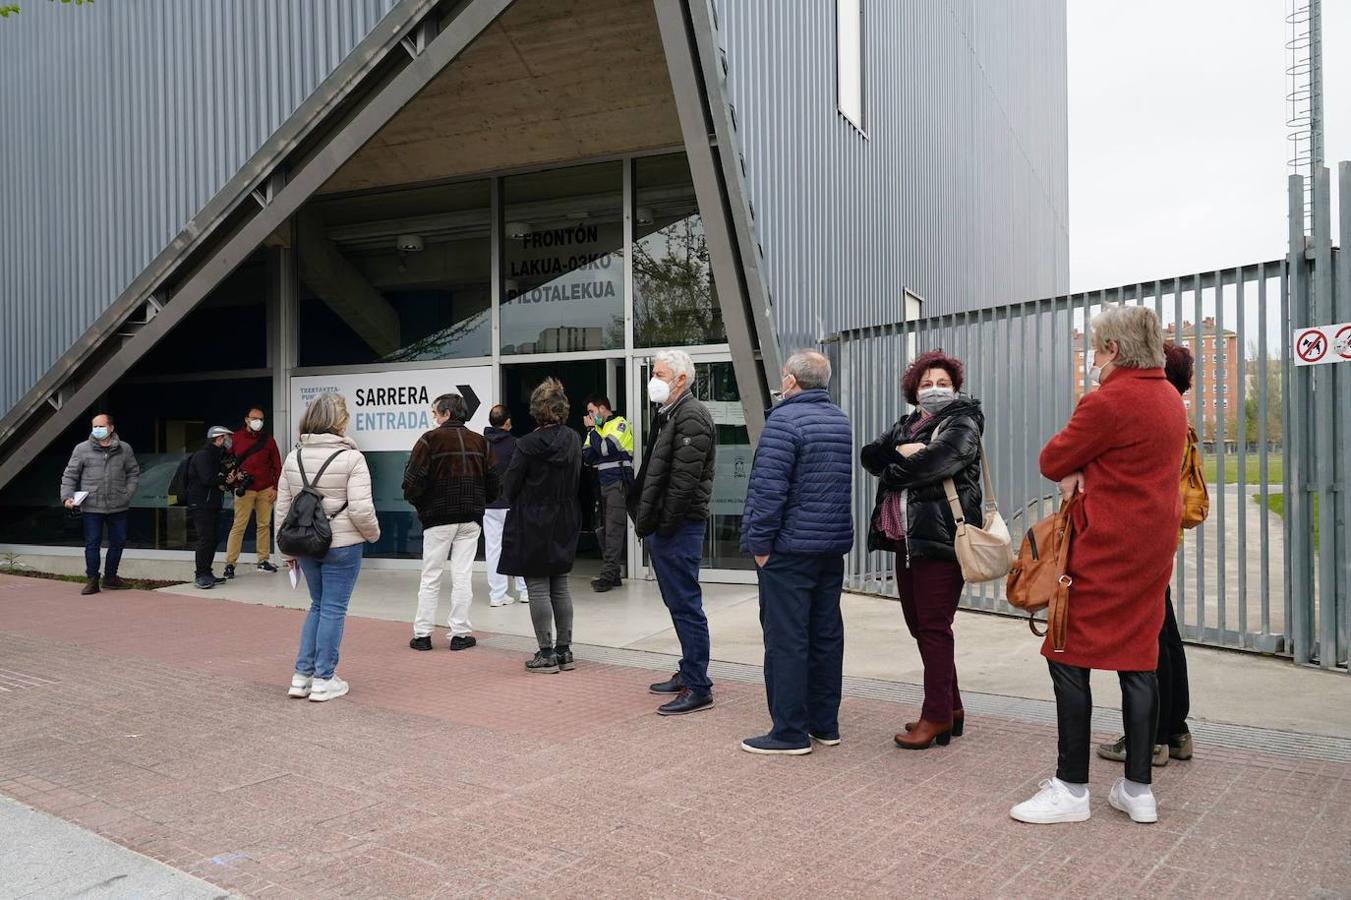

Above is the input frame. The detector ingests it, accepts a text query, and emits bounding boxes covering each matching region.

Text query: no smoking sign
[1293,322,1351,367]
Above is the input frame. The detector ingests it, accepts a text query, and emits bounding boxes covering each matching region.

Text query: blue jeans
[295,544,363,680]
[757,554,846,744]
[646,519,712,693]
[82,511,128,579]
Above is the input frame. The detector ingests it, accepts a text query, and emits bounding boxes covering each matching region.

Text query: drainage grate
[482,635,1351,765]
[0,668,60,693]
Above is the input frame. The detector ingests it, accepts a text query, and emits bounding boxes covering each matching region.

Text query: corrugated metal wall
[713,0,1070,348]
[0,0,399,417]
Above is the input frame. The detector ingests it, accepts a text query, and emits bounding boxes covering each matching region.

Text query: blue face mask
[91,426,110,441]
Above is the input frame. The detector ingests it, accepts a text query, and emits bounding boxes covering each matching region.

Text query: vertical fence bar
[1193,272,1206,639]
[1288,174,1313,665]
[1257,263,1272,641]
[1313,166,1336,668]
[1215,270,1228,645]
[1338,162,1351,669]
[1174,277,1187,628]
[1235,270,1249,644]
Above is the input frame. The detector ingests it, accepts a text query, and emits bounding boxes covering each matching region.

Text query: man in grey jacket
[60,413,140,595]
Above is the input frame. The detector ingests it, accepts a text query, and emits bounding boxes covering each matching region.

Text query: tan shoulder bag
[931,420,1013,584]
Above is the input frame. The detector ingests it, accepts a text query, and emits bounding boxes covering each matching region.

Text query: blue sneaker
[810,731,842,747]
[740,734,812,755]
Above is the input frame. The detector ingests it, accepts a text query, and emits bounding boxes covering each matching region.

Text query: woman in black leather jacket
[860,350,984,750]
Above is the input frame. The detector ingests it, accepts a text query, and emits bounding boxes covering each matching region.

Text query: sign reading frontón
[1292,321,1351,368]
[290,366,494,452]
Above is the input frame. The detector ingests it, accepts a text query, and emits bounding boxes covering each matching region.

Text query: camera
[221,454,255,497]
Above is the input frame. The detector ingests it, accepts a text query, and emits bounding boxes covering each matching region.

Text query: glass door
[629,350,755,580]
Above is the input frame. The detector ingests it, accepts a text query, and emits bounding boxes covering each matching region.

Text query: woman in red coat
[1010,305,1186,827]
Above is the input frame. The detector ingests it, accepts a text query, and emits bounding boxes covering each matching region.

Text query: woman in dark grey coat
[498,378,582,674]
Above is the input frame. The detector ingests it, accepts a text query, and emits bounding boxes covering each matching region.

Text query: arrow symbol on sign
[457,384,481,421]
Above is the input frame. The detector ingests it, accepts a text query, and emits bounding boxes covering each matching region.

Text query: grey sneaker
[1096,736,1168,767]
[1168,732,1194,760]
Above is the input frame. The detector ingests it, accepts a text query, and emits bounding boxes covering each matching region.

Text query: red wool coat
[1038,367,1187,671]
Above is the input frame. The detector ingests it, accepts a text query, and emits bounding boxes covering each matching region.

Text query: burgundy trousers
[895,547,964,724]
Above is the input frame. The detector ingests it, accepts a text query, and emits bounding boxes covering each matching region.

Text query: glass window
[500,162,625,355]
[837,0,864,129]
[297,180,492,366]
[638,359,752,571]
[634,155,725,348]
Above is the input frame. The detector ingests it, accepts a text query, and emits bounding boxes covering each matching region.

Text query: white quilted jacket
[274,433,381,553]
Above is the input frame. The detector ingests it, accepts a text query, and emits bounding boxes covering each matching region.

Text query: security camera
[396,234,424,252]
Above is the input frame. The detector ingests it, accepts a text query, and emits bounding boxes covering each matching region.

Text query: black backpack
[167,455,192,507]
[276,449,348,559]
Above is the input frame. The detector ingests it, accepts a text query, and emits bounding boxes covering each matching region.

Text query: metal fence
[830,259,1316,661]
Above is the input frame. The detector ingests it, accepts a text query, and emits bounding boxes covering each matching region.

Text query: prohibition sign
[1336,324,1351,360]
[1297,328,1328,363]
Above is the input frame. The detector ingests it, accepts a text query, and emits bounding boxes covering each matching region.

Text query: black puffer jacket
[629,392,716,538]
[498,425,581,578]
[859,398,985,562]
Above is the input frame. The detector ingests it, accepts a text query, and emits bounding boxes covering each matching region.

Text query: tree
[0,0,95,18]
[632,216,725,348]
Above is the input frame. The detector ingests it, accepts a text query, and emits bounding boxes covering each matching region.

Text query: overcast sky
[1066,0,1348,292]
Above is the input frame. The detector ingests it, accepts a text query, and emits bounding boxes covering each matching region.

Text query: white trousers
[483,508,526,601]
[414,522,480,638]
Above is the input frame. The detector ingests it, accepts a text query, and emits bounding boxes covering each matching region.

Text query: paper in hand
[72,491,89,507]
[289,565,299,590]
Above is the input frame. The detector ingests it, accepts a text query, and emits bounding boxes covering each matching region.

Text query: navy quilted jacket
[740,389,854,556]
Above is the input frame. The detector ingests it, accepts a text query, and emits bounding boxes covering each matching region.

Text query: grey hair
[784,350,831,390]
[653,348,695,384]
[298,392,350,437]
[1090,305,1165,369]
[433,392,468,421]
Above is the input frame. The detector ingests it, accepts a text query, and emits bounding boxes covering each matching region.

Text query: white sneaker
[489,596,510,607]
[309,675,349,703]
[1010,778,1091,824]
[287,673,312,699]
[1108,778,1158,823]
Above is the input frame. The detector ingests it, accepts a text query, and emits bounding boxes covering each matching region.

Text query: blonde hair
[530,378,569,426]
[298,392,350,436]
[1090,305,1165,369]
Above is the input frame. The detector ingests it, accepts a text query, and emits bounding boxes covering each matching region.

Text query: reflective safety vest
[583,415,634,485]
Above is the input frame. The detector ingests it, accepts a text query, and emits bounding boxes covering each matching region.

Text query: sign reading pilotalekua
[1292,322,1351,367]
[290,366,495,452]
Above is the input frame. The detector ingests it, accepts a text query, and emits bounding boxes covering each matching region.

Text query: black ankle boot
[556,645,575,671]
[526,648,559,674]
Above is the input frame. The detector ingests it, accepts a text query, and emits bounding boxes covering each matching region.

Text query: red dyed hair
[901,349,964,405]
[1163,342,1193,396]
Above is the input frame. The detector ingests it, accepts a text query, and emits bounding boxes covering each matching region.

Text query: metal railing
[831,261,1303,658]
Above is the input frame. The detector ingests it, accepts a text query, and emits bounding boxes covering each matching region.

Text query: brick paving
[0,572,1347,899]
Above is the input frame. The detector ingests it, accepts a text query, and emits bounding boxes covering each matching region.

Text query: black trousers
[190,507,221,578]
[1156,587,1191,741]
[1049,661,1157,785]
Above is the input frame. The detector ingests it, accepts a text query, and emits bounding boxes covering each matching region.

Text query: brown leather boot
[80,577,100,596]
[904,709,965,737]
[894,718,953,750]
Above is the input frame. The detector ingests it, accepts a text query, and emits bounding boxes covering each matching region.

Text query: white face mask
[248,418,264,432]
[647,376,672,405]
[917,387,955,413]
[1088,366,1103,387]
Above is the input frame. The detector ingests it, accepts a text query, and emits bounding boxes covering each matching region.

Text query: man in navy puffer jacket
[739,350,854,755]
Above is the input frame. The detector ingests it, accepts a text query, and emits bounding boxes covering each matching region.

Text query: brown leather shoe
[894,718,953,750]
[80,577,100,596]
[101,575,129,590]
[905,709,965,737]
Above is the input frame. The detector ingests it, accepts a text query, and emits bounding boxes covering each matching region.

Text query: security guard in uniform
[582,394,634,592]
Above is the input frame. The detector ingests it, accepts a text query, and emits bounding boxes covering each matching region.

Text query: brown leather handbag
[1005,493,1080,652]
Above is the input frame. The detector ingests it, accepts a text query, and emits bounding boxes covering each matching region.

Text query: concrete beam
[296,211,402,356]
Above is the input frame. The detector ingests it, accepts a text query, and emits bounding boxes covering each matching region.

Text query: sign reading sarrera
[290,366,494,453]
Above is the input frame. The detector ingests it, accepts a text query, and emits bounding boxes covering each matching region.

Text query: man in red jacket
[224,406,283,578]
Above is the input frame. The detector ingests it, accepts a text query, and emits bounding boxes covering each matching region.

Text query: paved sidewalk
[0,574,1348,898]
[0,795,230,900]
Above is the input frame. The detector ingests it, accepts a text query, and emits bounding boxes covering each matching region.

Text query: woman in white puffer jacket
[274,392,381,702]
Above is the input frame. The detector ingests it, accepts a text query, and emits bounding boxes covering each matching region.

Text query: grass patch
[0,567,178,590]
[1258,492,1319,550]
[1204,454,1283,485]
